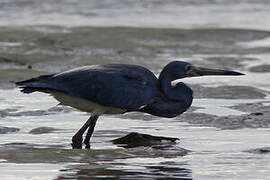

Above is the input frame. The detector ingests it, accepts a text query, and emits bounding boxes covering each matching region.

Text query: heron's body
[16,61,243,148]
[19,64,157,112]
[50,90,126,114]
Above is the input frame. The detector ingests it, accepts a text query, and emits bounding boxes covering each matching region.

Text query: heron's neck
[159,68,181,93]
[158,68,191,100]
[158,72,193,108]
[159,75,172,93]
[158,70,179,100]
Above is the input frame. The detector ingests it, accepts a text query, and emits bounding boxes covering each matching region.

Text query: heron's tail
[15,74,55,94]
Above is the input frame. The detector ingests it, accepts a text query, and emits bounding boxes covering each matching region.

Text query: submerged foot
[84,139,91,149]
[72,135,83,149]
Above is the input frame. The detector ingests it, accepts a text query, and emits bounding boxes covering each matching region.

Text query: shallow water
[1,0,270,30]
[1,87,270,179]
[1,38,270,179]
[1,0,270,179]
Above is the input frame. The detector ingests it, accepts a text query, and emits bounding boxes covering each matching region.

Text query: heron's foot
[84,142,91,149]
[84,140,90,149]
[83,137,91,149]
[72,135,83,149]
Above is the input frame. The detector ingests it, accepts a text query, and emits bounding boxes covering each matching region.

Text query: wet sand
[1,26,270,87]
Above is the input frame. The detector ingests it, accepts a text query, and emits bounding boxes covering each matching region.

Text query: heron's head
[161,61,244,80]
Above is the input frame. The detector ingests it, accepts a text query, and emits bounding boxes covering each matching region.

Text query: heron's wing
[52,65,158,110]
[20,64,157,111]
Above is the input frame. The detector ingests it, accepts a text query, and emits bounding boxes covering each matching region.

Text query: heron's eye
[185,65,192,72]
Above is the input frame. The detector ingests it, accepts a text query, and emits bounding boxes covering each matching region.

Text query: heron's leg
[84,115,99,149]
[72,114,98,149]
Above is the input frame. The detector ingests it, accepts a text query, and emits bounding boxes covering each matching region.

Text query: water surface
[1,0,270,179]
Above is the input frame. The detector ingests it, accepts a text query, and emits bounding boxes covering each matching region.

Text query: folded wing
[16,64,158,111]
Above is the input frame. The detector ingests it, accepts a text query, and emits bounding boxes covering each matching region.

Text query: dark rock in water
[29,127,60,134]
[249,64,270,73]
[48,106,72,113]
[0,126,20,134]
[230,102,270,113]
[205,56,255,69]
[246,147,270,154]
[176,109,270,129]
[191,85,268,99]
[250,112,264,116]
[112,132,179,148]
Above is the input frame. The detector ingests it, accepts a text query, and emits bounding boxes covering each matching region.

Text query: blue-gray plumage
[16,61,244,148]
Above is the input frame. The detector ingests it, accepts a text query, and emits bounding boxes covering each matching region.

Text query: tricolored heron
[16,61,244,148]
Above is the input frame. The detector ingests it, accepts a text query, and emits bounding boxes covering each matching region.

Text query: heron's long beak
[188,66,245,77]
